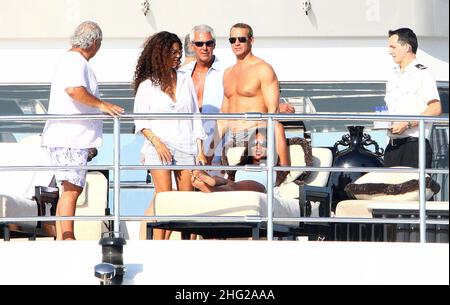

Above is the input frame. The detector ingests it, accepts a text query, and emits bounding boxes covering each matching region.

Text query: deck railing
[0,112,448,242]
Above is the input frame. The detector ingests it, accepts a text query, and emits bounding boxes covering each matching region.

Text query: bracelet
[407,122,413,129]
[148,134,155,143]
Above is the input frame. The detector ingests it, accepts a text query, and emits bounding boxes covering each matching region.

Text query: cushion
[154,191,300,227]
[344,169,441,201]
[283,137,313,184]
[74,171,108,240]
[303,147,333,187]
[222,137,313,185]
[0,142,53,199]
[336,200,449,218]
[0,194,38,229]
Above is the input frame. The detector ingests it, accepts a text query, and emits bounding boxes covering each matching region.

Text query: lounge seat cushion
[0,142,53,199]
[154,190,300,227]
[283,137,313,184]
[344,170,440,201]
[0,194,38,229]
[74,171,108,240]
[336,200,449,218]
[0,141,53,230]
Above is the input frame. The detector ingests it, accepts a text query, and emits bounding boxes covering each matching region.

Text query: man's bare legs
[56,181,82,240]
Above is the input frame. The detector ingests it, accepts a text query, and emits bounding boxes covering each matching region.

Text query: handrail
[2,215,448,226]
[1,112,449,243]
[0,112,448,122]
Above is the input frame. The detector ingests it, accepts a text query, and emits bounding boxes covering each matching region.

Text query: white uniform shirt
[385,59,440,139]
[179,56,224,157]
[41,51,102,148]
[134,70,206,156]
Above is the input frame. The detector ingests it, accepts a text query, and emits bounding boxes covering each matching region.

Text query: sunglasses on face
[253,140,267,147]
[193,40,215,47]
[229,36,249,44]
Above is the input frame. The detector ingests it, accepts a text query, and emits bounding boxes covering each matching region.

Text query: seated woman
[191,128,286,193]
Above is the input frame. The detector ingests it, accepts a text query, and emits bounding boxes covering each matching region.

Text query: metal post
[419,120,426,243]
[267,117,275,241]
[113,117,121,236]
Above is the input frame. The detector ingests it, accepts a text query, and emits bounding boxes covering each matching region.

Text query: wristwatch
[407,122,413,129]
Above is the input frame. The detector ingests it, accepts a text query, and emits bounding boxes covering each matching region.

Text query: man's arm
[259,64,290,166]
[65,86,124,116]
[391,99,442,134]
[259,64,280,113]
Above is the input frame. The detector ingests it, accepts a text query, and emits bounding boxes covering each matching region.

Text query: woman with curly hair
[133,31,207,240]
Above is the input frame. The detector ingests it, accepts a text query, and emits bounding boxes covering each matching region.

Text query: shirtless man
[221,23,290,166]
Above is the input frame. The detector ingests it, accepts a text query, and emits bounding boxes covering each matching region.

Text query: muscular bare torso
[223,57,278,132]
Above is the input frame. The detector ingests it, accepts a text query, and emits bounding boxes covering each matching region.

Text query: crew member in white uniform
[384,28,442,168]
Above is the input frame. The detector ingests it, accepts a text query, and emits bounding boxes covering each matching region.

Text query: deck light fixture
[141,0,150,16]
[301,0,312,15]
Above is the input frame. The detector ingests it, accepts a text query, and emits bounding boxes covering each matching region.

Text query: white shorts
[144,145,195,166]
[48,147,89,188]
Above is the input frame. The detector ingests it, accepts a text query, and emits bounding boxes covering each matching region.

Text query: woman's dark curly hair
[133,31,182,95]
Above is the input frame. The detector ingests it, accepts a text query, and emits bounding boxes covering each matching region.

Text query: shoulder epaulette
[415,64,427,70]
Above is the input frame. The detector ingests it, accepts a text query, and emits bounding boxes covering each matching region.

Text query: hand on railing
[99,101,124,116]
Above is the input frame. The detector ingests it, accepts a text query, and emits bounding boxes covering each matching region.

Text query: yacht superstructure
[0,0,448,83]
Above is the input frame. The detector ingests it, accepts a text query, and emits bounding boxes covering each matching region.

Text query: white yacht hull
[1,240,448,285]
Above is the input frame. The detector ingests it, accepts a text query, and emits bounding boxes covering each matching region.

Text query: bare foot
[191,170,216,186]
[191,175,214,193]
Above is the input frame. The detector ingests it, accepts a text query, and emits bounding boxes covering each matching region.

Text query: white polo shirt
[41,51,102,148]
[385,59,440,139]
[134,70,206,156]
[180,56,224,157]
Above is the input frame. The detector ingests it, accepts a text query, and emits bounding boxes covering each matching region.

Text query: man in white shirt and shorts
[41,21,124,240]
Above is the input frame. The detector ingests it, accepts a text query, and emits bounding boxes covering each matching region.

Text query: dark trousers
[384,137,433,168]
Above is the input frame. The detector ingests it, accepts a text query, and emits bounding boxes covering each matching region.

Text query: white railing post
[419,119,427,243]
[267,117,275,241]
[113,116,121,236]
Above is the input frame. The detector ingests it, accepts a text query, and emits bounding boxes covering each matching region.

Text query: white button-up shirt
[179,56,224,157]
[385,59,440,139]
[134,70,206,156]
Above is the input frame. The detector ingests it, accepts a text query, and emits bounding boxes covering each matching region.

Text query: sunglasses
[229,36,249,44]
[253,140,267,147]
[192,40,215,47]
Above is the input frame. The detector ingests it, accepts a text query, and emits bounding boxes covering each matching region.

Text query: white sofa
[150,142,333,239]
[335,200,449,242]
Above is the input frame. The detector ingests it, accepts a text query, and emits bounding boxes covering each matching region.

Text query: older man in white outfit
[41,21,124,240]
